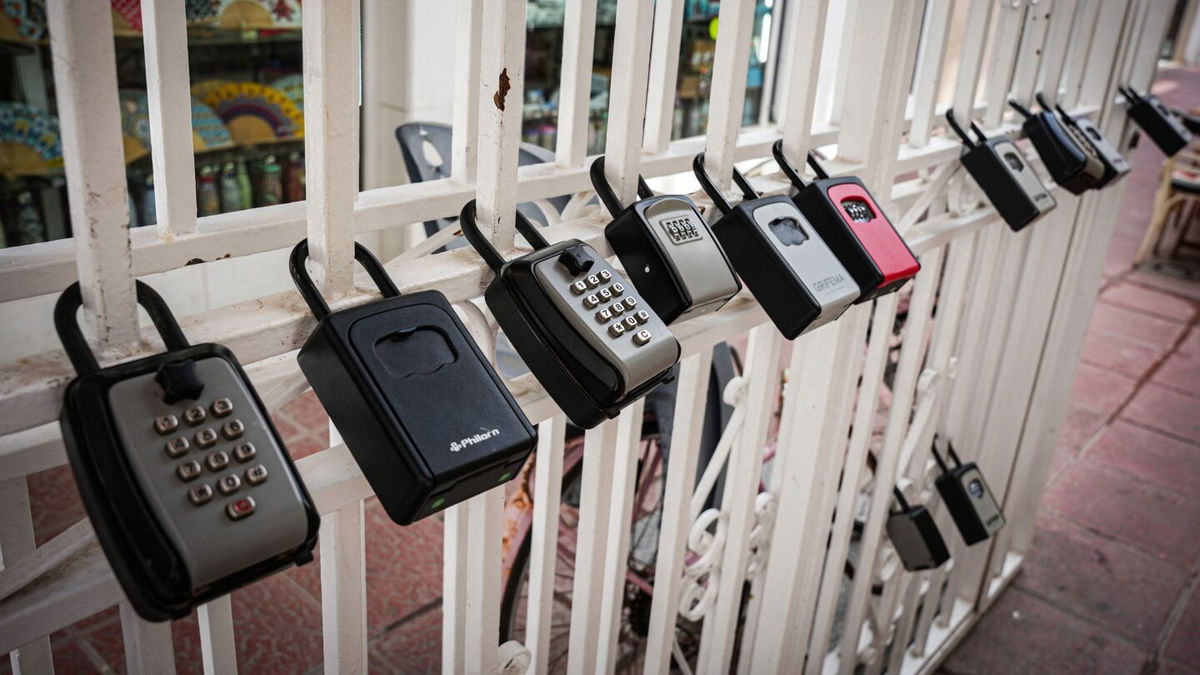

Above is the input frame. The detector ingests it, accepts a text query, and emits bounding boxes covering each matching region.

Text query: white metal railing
[0,0,1176,673]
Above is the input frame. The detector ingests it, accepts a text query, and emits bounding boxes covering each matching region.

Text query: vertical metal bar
[463,487,505,674]
[198,596,237,675]
[554,0,600,166]
[442,501,469,675]
[303,0,360,295]
[952,0,996,116]
[475,0,528,250]
[320,499,367,672]
[982,1,1029,127]
[526,415,566,675]
[139,0,198,235]
[777,0,831,159]
[643,0,687,154]
[1010,0,1055,105]
[119,602,176,674]
[642,350,714,675]
[451,0,484,184]
[696,326,781,675]
[0,479,53,674]
[46,0,138,346]
[602,0,656,208]
[1060,0,1103,108]
[702,0,759,191]
[909,0,954,147]
[1036,0,1081,102]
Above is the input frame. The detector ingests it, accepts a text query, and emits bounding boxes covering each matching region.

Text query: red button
[226,497,255,520]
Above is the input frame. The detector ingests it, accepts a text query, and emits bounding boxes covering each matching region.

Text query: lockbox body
[791,177,920,303]
[935,461,1006,545]
[485,239,680,429]
[1127,93,1193,157]
[1019,111,1103,194]
[298,291,536,525]
[604,194,741,325]
[710,194,860,339]
[60,343,320,621]
[887,504,951,572]
[1071,115,1131,188]
[960,138,1057,232]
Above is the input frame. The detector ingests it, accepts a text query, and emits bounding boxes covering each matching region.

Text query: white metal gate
[0,0,1178,673]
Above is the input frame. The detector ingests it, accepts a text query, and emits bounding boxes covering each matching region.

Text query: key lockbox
[932,436,1005,545]
[461,200,681,429]
[54,281,319,621]
[692,153,859,339]
[1009,97,1105,195]
[772,141,920,302]
[946,109,1057,232]
[1047,99,1131,189]
[887,487,951,572]
[1120,85,1194,157]
[591,157,741,325]
[290,240,536,525]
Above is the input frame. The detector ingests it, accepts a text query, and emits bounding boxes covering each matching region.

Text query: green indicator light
[497,472,512,483]
[430,497,446,510]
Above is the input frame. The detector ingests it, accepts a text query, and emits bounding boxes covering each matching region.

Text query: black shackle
[459,199,549,272]
[589,156,656,217]
[54,280,191,376]
[289,239,402,321]
[945,109,989,148]
[930,433,965,473]
[691,152,759,216]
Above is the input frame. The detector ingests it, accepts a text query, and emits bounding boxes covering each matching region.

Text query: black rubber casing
[297,292,536,525]
[1019,111,1101,194]
[485,240,679,429]
[935,462,1005,546]
[960,140,1051,232]
[60,344,320,622]
[887,505,951,572]
[1126,92,1193,157]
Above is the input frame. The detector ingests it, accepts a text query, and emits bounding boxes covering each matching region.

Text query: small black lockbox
[290,240,536,525]
[1120,85,1193,157]
[692,153,860,339]
[55,281,320,621]
[1044,96,1130,190]
[460,200,681,430]
[1009,97,1105,195]
[932,436,1005,546]
[946,109,1057,232]
[590,156,741,325]
[886,487,951,572]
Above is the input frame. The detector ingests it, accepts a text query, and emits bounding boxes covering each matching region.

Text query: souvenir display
[0,102,62,176]
[199,82,304,145]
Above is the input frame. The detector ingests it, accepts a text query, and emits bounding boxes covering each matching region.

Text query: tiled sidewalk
[945,67,1200,675]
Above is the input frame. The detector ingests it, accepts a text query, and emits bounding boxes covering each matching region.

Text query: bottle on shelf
[14,191,45,245]
[256,155,282,207]
[219,161,242,213]
[197,165,221,217]
[236,159,253,210]
[139,174,156,226]
[284,151,304,202]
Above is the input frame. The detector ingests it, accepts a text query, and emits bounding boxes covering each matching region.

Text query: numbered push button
[226,497,255,521]
[177,460,202,482]
[195,427,219,449]
[633,330,653,346]
[211,397,234,418]
[635,310,650,324]
[218,474,242,495]
[188,483,213,506]
[245,464,268,486]
[609,322,627,338]
[595,308,613,324]
[183,406,207,426]
[221,420,245,440]
[165,436,190,458]
[233,442,256,463]
[154,414,179,436]
[623,316,639,331]
[206,451,230,472]
[583,294,601,309]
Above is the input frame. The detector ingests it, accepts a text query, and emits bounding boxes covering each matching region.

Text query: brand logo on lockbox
[812,273,847,293]
[450,429,500,453]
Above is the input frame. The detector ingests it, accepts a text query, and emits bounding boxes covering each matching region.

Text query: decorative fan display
[199,81,303,144]
[0,0,47,43]
[118,89,152,163]
[216,0,301,30]
[0,102,62,176]
[271,73,303,112]
[190,96,235,152]
[111,0,219,35]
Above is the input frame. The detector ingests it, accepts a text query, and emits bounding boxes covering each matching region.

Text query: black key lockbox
[1009,97,1105,195]
[54,281,319,621]
[692,153,860,339]
[1048,98,1131,189]
[590,157,741,325]
[946,109,1057,232]
[290,240,536,525]
[932,436,1005,545]
[772,141,921,303]
[887,487,951,572]
[460,200,681,429]
[1120,85,1194,157]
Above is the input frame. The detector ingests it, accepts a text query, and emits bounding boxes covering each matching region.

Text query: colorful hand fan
[216,0,301,30]
[270,73,303,112]
[1,0,46,42]
[118,89,151,163]
[200,81,304,144]
[0,102,61,176]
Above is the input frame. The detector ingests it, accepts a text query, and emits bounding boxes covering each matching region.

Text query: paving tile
[1013,514,1188,646]
[282,391,330,438]
[1158,658,1200,674]
[1069,363,1139,416]
[1082,331,1165,378]
[1058,405,1107,450]
[1153,350,1200,396]
[1167,589,1200,668]
[284,500,445,637]
[271,412,304,444]
[50,634,103,672]
[372,605,441,675]
[227,574,324,674]
[79,607,204,674]
[1042,461,1200,566]
[1127,269,1200,302]
[1179,328,1200,357]
[942,588,1148,675]
[1124,384,1200,445]
[1048,439,1081,480]
[1100,282,1198,322]
[1088,419,1200,497]
[1089,302,1189,350]
[286,435,329,461]
[26,464,87,546]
